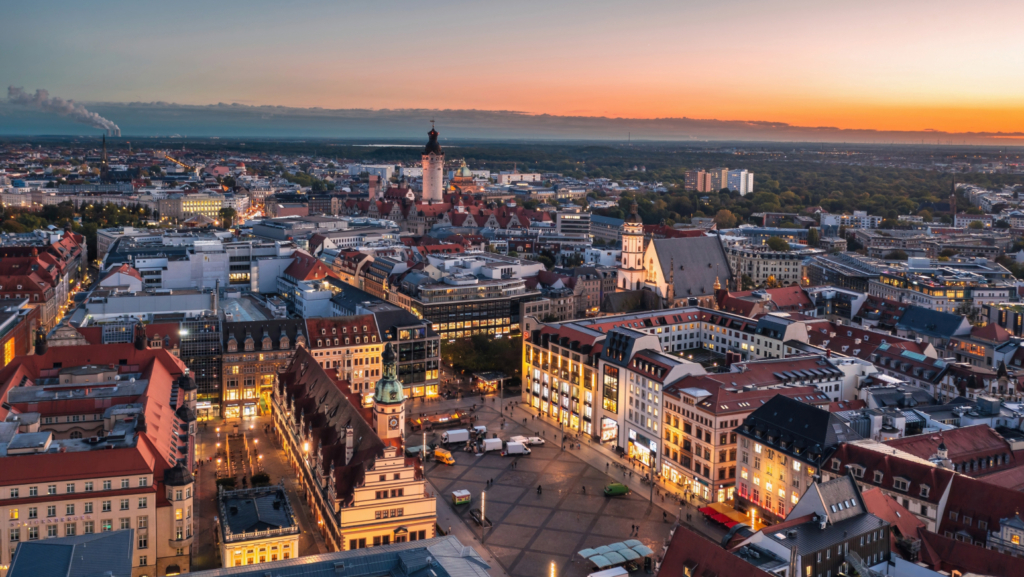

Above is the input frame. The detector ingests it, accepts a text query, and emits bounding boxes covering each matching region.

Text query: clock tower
[372,342,405,440]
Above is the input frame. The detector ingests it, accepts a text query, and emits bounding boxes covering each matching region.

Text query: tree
[218,208,238,227]
[765,275,781,288]
[714,209,737,229]
[968,220,985,230]
[766,236,791,252]
[806,227,820,248]
[884,250,909,261]
[939,248,958,258]
[741,274,755,290]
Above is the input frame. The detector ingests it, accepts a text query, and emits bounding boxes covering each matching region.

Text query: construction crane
[164,154,197,172]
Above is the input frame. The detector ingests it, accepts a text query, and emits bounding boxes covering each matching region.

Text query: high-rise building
[727,169,754,196]
[684,170,713,192]
[707,168,729,192]
[421,125,444,203]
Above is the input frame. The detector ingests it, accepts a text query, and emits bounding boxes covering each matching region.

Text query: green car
[604,482,630,496]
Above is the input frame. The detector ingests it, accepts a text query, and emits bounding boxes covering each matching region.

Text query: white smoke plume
[7,86,121,136]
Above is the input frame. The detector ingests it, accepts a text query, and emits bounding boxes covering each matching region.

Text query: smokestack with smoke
[7,86,121,136]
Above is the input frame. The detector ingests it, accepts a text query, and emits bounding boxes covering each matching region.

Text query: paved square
[426,406,674,577]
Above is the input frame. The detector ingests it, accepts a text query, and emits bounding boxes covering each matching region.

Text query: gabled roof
[939,473,1024,544]
[652,236,733,298]
[859,488,924,550]
[827,442,955,506]
[895,305,971,338]
[660,524,775,577]
[970,322,1011,343]
[917,526,1024,577]
[284,251,336,282]
[884,425,1013,468]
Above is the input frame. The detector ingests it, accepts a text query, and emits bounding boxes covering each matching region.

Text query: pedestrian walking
[582,485,586,494]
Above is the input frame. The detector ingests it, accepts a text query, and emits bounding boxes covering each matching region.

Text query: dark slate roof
[895,305,969,338]
[424,127,443,156]
[186,535,491,577]
[221,487,296,536]
[373,308,437,339]
[224,318,305,349]
[330,283,385,314]
[652,236,733,298]
[278,347,387,504]
[590,215,625,227]
[164,462,195,486]
[766,511,887,554]
[9,529,135,577]
[601,289,664,314]
[739,395,861,465]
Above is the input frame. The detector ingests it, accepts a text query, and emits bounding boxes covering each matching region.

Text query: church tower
[372,343,405,440]
[617,202,645,291]
[421,123,444,203]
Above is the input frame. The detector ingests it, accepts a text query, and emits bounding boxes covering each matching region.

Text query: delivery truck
[481,438,503,453]
[442,429,470,444]
[502,441,531,456]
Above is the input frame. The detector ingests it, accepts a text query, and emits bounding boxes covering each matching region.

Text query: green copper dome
[374,343,405,404]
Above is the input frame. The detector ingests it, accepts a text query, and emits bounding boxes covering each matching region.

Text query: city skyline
[3,0,1024,137]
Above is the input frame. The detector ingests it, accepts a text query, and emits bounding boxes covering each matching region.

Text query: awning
[607,542,628,552]
[698,506,715,515]
[619,549,641,561]
[623,539,643,548]
[632,545,654,557]
[589,555,613,569]
[393,526,408,535]
[578,548,598,558]
[724,521,740,528]
[604,552,627,565]
[594,545,614,555]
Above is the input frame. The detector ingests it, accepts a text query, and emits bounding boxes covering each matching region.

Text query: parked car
[604,482,630,496]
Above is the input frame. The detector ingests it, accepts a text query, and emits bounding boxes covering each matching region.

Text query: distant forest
[6,137,1023,227]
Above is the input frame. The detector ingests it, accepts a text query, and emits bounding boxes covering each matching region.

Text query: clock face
[388,416,399,430]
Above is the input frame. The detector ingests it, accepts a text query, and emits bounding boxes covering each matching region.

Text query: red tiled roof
[917,527,1024,577]
[304,315,380,349]
[859,488,924,551]
[284,251,336,281]
[827,443,956,506]
[970,322,1011,343]
[884,425,1014,470]
[102,263,143,283]
[828,399,866,412]
[662,524,774,577]
[939,474,1024,544]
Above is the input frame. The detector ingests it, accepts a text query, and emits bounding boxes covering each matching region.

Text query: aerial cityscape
[2,2,1024,577]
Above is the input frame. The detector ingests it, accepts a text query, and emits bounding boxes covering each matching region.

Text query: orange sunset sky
[4,0,1024,134]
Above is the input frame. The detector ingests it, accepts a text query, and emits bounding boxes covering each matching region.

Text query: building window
[138,534,148,549]
[66,483,75,494]
[9,488,18,498]
[103,480,111,490]
[66,504,74,515]
[83,521,94,534]
[10,528,20,542]
[85,482,93,492]
[47,525,58,538]
[120,518,130,530]
[47,485,56,495]
[65,523,76,536]
[120,499,130,510]
[121,479,129,489]
[138,497,147,509]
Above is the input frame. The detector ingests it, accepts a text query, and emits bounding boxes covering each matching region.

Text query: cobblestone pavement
[422,398,726,577]
[191,415,327,571]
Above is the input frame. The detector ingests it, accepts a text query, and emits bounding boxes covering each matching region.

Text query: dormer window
[874,470,883,483]
[920,485,930,498]
[321,328,326,335]
[332,327,337,335]
[893,477,909,492]
[832,458,841,471]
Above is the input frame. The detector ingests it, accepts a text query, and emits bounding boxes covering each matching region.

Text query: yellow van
[434,448,455,466]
